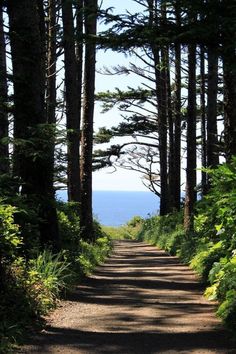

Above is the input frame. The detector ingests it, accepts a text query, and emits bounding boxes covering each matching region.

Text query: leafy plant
[57,201,81,252]
[0,202,22,261]
[76,236,111,275]
[25,250,72,314]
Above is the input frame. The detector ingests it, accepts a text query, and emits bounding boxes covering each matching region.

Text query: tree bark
[47,0,57,125]
[173,2,181,211]
[75,0,83,127]
[0,5,9,175]
[167,47,175,212]
[173,42,181,211]
[62,0,81,202]
[157,1,169,216]
[184,42,197,234]
[206,45,219,172]
[80,0,97,240]
[200,44,207,195]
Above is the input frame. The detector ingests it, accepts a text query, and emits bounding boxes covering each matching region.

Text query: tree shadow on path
[20,240,236,354]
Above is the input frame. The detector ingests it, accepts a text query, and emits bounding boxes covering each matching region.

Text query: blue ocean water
[57,190,159,226]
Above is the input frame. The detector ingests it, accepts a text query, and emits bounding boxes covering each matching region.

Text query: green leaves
[0,202,22,260]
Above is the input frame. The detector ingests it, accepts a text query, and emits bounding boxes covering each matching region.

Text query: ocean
[57,190,159,226]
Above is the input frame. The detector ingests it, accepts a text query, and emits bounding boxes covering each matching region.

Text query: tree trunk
[167,47,175,212]
[0,5,9,175]
[7,0,60,249]
[80,0,97,240]
[154,1,169,216]
[159,47,168,216]
[206,45,219,172]
[62,0,81,202]
[45,0,58,201]
[200,44,207,195]
[47,0,57,125]
[173,40,181,211]
[75,0,83,127]
[173,1,182,211]
[184,43,197,234]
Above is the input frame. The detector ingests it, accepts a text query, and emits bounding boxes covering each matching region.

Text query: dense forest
[0,0,236,351]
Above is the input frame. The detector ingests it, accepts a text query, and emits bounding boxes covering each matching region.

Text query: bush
[190,241,226,281]
[102,217,144,241]
[24,250,72,315]
[137,212,190,259]
[57,201,81,252]
[204,255,236,331]
[217,290,236,331]
[0,200,112,352]
[76,236,111,275]
[127,216,144,227]
[0,202,22,263]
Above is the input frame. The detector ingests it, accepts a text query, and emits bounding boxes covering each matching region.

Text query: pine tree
[7,0,60,249]
[62,0,81,202]
[80,0,97,240]
[0,4,9,175]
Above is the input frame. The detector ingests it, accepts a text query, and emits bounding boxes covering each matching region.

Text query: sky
[92,0,148,191]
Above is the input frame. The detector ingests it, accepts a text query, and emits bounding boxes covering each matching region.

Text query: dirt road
[19,240,235,353]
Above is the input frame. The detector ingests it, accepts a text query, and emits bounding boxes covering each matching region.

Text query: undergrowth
[0,201,112,353]
[102,215,144,240]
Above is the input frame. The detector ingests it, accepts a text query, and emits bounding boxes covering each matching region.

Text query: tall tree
[173,0,182,211]
[80,0,97,240]
[75,0,84,134]
[47,0,57,126]
[167,47,175,212]
[7,0,59,249]
[0,4,9,175]
[222,1,236,161]
[200,44,207,195]
[206,46,219,173]
[62,0,81,202]
[184,40,197,233]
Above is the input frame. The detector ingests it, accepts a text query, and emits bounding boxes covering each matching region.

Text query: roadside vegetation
[102,216,144,240]
[137,160,236,336]
[0,201,112,353]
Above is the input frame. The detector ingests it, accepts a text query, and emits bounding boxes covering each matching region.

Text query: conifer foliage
[95,0,236,231]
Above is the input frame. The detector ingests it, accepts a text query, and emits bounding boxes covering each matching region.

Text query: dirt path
[19,240,235,353]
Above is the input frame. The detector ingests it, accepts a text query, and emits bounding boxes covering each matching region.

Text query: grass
[102,216,144,240]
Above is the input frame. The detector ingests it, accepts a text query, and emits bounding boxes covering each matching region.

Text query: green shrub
[0,199,112,352]
[127,216,144,227]
[217,290,236,331]
[190,241,226,281]
[137,212,189,259]
[204,255,236,331]
[196,158,236,254]
[102,217,143,240]
[57,201,81,252]
[0,202,22,262]
[24,250,72,314]
[76,236,111,275]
